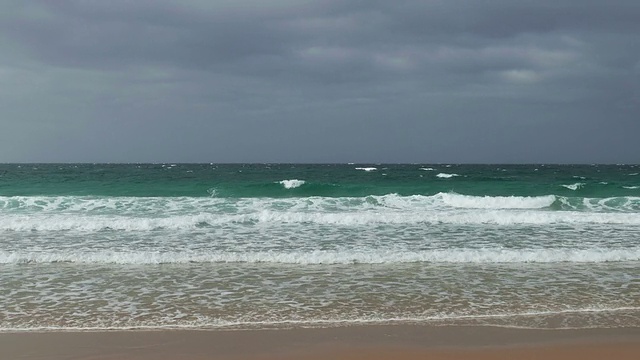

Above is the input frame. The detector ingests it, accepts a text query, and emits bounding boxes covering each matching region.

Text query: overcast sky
[1,1,639,163]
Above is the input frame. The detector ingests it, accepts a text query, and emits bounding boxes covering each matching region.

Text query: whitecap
[436,173,459,178]
[278,179,305,189]
[561,183,584,191]
[355,167,377,172]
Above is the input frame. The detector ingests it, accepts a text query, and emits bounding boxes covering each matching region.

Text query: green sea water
[1,163,638,197]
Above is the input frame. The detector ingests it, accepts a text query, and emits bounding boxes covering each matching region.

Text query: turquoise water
[0,164,639,330]
[1,164,639,198]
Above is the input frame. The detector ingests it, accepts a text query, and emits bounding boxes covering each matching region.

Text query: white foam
[278,179,305,189]
[4,208,639,231]
[436,173,459,178]
[0,196,229,216]
[562,183,584,190]
[241,210,640,226]
[3,306,639,332]
[0,193,561,214]
[2,247,638,265]
[355,167,377,171]
[2,194,640,231]
[420,167,435,171]
[623,186,639,189]
[438,193,555,209]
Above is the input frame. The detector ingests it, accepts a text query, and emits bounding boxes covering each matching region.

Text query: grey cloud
[0,0,638,163]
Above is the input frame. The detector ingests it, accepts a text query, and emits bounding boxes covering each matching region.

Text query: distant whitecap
[436,173,459,178]
[562,183,585,191]
[278,179,305,189]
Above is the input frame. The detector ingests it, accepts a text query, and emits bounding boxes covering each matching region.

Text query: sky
[1,0,639,163]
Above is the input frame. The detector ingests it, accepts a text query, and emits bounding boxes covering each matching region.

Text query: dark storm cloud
[1,0,638,163]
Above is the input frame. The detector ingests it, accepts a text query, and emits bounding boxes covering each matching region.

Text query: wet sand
[1,325,639,360]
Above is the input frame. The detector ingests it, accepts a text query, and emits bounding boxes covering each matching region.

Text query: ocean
[0,163,638,331]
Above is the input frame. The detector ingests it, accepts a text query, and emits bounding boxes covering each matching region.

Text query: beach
[2,325,639,359]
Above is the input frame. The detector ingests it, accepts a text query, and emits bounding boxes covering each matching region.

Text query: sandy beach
[2,325,639,360]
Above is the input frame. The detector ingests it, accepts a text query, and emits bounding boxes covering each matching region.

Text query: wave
[355,167,377,171]
[1,209,640,231]
[436,173,459,178]
[278,179,305,189]
[555,196,640,212]
[1,194,639,218]
[3,193,558,212]
[2,248,639,265]
[562,183,584,190]
[438,193,556,209]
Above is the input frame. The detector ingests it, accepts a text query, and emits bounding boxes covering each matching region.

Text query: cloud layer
[1,0,639,162]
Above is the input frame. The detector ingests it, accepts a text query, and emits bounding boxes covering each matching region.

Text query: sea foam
[2,247,639,265]
[437,193,555,209]
[2,194,640,232]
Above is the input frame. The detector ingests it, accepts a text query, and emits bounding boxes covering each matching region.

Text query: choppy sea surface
[0,164,639,331]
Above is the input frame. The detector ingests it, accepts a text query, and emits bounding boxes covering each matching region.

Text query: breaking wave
[278,179,305,189]
[3,193,639,214]
[2,193,640,232]
[436,173,459,178]
[562,183,585,191]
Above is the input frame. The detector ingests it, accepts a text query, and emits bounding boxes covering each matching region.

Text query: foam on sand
[2,247,639,265]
